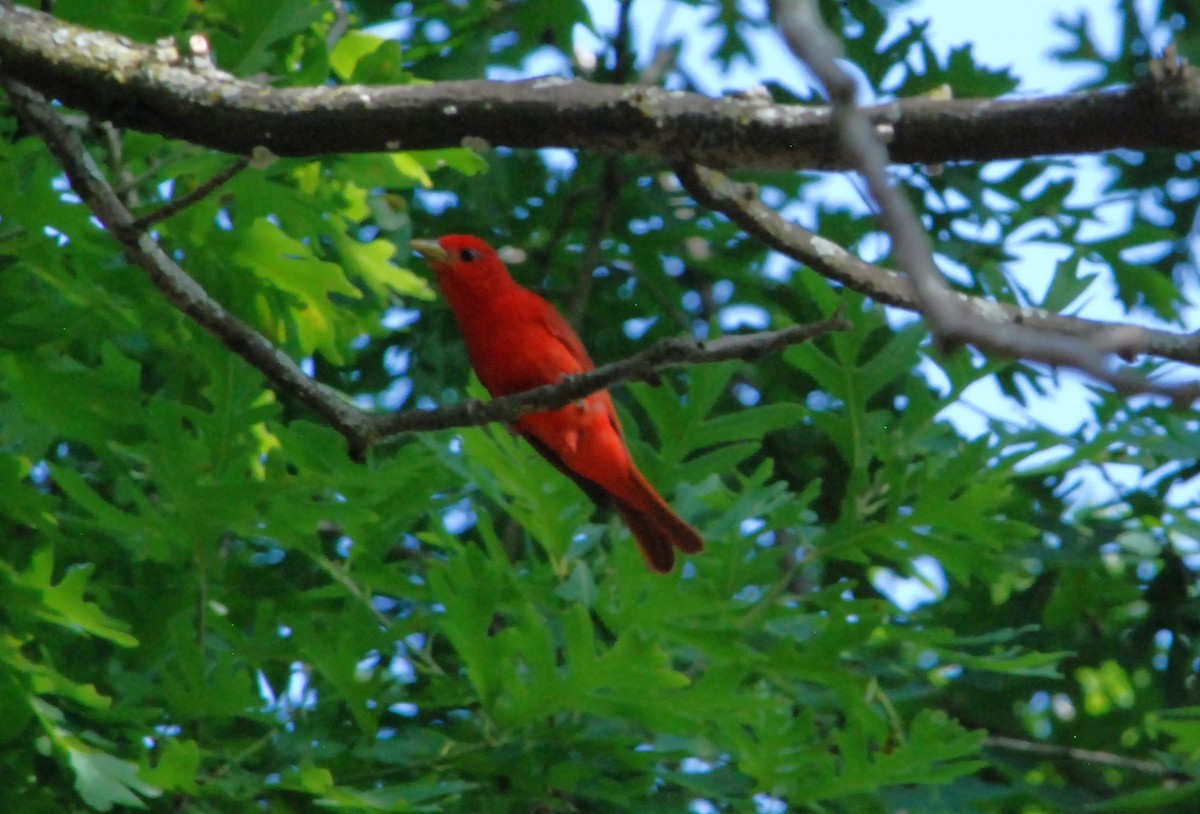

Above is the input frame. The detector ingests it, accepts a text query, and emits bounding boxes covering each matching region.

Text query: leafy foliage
[1,0,1199,812]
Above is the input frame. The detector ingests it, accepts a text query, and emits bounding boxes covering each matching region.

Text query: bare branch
[132,156,250,230]
[770,0,949,317]
[675,164,1200,369]
[368,317,851,441]
[764,0,1200,403]
[985,736,1193,780]
[3,4,1200,170]
[325,0,351,52]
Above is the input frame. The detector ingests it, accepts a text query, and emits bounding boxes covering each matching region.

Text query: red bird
[411,234,703,573]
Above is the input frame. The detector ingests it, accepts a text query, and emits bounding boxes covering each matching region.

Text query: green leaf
[139,739,201,793]
[331,231,435,300]
[10,548,137,647]
[3,5,1195,812]
[1086,782,1200,813]
[213,0,328,77]
[0,635,112,710]
[330,31,412,83]
[1040,252,1098,311]
[232,218,362,361]
[68,744,161,811]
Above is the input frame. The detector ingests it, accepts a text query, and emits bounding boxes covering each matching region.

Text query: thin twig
[325,0,351,51]
[565,1,633,328]
[985,735,1193,780]
[367,316,851,441]
[565,156,621,329]
[97,121,138,209]
[116,154,187,196]
[132,156,250,229]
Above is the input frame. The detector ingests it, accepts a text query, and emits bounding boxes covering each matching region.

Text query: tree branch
[1,78,847,461]
[3,4,1200,170]
[675,164,1200,370]
[696,0,1200,402]
[368,317,850,441]
[985,735,1194,781]
[0,78,373,446]
[131,155,250,229]
[770,0,951,322]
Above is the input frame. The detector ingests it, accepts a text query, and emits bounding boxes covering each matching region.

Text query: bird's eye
[459,249,478,262]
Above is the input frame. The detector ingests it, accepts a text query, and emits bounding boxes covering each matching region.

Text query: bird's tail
[614,469,704,573]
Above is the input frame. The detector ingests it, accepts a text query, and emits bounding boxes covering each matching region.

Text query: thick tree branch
[3,4,1200,169]
[1,78,846,460]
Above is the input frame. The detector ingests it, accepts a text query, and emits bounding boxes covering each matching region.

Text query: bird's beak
[409,239,450,264]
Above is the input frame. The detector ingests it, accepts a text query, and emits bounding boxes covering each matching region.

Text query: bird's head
[410,234,514,302]
[409,234,497,268]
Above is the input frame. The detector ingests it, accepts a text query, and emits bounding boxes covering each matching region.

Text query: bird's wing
[535,298,596,373]
[521,432,613,508]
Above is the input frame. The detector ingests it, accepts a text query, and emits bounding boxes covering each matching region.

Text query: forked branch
[1,78,847,461]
